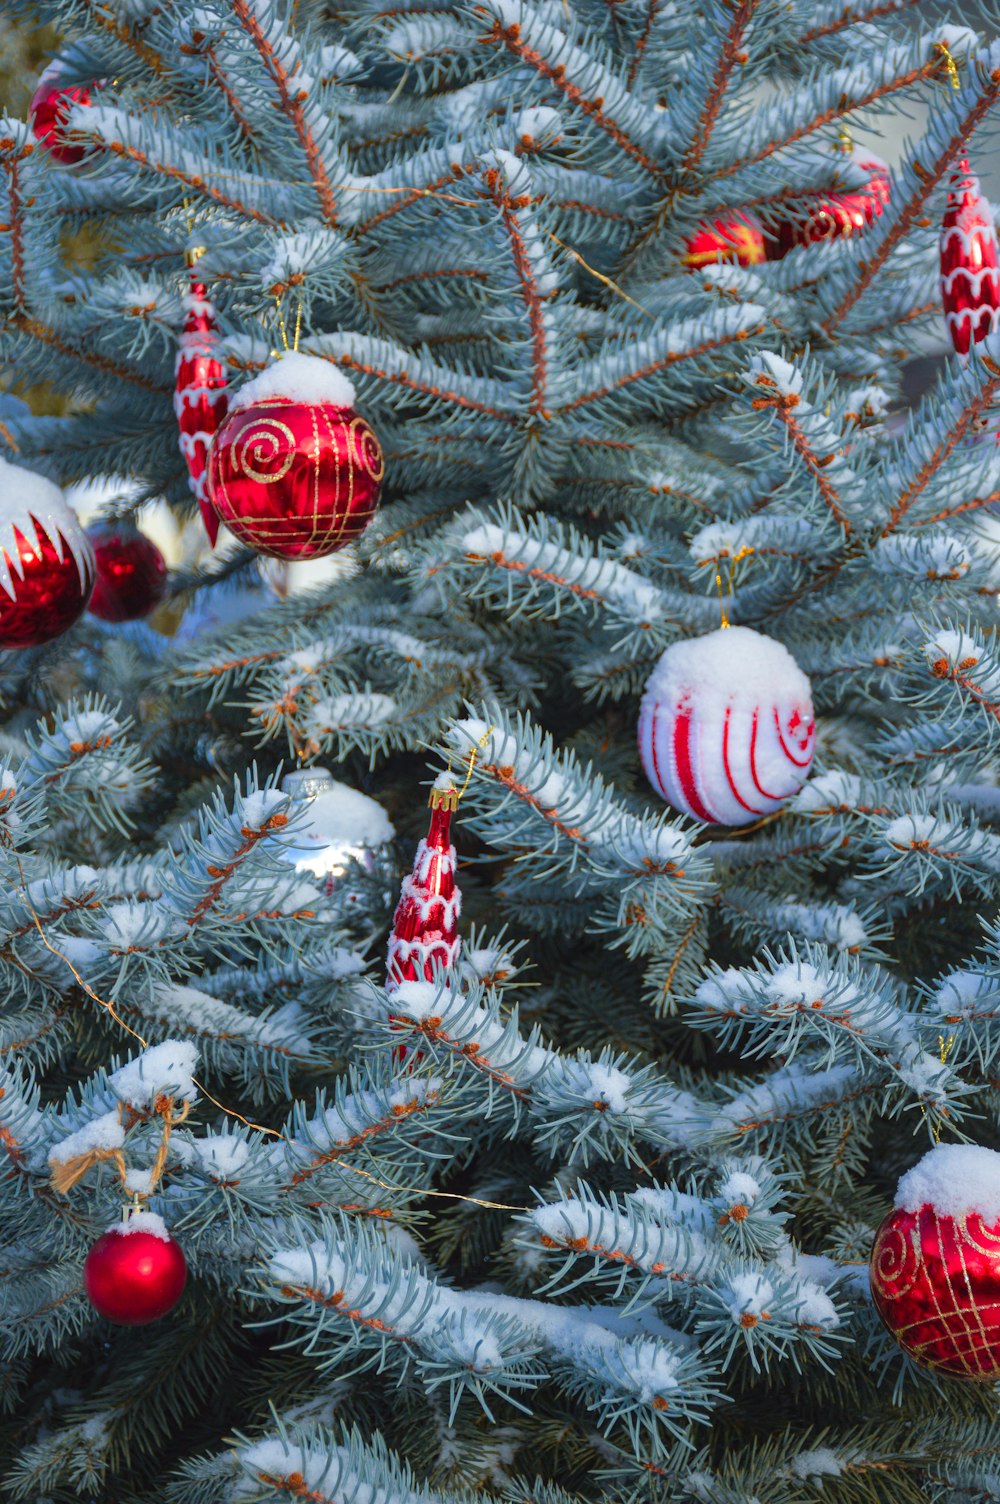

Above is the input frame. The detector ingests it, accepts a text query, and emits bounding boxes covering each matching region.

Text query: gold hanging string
[714,544,754,629]
[929,1031,957,1144]
[431,723,497,810]
[0,420,21,454]
[548,231,656,321]
[292,296,303,353]
[273,295,290,352]
[935,40,961,90]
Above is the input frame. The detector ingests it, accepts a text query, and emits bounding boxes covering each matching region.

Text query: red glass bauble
[870,1203,1000,1379]
[940,156,1000,357]
[768,155,890,258]
[683,215,765,268]
[87,521,168,622]
[30,67,94,165]
[0,463,94,649]
[174,272,228,546]
[207,356,384,560]
[84,1221,187,1326]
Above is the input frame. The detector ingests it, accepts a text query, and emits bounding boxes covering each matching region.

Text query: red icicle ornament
[174,254,228,546]
[386,780,461,991]
[940,156,1000,356]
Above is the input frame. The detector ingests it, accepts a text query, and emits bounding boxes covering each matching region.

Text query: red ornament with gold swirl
[206,354,383,561]
[870,1201,1000,1380]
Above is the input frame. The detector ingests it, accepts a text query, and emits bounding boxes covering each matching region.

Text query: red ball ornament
[87,520,168,622]
[638,626,815,826]
[0,457,94,649]
[940,156,1000,357]
[30,64,94,165]
[84,1213,187,1326]
[768,152,890,258]
[207,352,383,560]
[870,1144,1000,1380]
[174,266,229,547]
[683,214,765,268]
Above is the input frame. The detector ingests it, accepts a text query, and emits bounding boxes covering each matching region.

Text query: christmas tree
[4,0,1000,1498]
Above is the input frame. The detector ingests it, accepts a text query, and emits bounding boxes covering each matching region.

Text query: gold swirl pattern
[350,415,385,481]
[870,1220,919,1300]
[235,418,296,485]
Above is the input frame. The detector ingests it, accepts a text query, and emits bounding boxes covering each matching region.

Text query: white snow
[109,1041,199,1108]
[230,352,356,412]
[282,769,395,846]
[790,1448,844,1481]
[895,1143,1000,1222]
[48,1110,124,1164]
[192,1133,250,1179]
[105,1210,171,1242]
[643,626,810,713]
[717,1170,761,1207]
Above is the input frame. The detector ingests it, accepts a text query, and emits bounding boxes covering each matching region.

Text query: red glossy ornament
[940,156,1000,357]
[174,268,228,546]
[207,353,383,561]
[386,784,461,991]
[30,66,94,165]
[683,215,765,268]
[769,154,890,258]
[0,459,94,649]
[87,521,167,622]
[84,1217,187,1326]
[871,1201,1000,1380]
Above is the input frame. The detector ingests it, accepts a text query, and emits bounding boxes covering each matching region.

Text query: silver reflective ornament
[279,768,396,912]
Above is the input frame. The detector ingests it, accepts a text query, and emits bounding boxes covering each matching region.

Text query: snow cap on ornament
[386,773,461,991]
[0,455,94,649]
[870,1143,1000,1379]
[940,157,1000,356]
[638,625,815,826]
[206,352,384,561]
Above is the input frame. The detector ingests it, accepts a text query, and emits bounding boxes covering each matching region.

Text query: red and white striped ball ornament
[0,455,94,649]
[638,626,815,826]
[174,259,228,547]
[940,157,1000,356]
[386,778,461,990]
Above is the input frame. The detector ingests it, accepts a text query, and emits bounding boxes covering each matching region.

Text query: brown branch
[186,809,290,928]
[799,0,925,44]
[683,1,757,174]
[205,46,257,145]
[928,653,1000,723]
[79,0,164,73]
[883,367,1000,534]
[231,0,339,226]
[10,313,170,392]
[485,171,550,417]
[627,0,663,89]
[283,1094,437,1189]
[917,488,1000,526]
[92,135,279,224]
[561,322,763,413]
[750,375,851,532]
[6,156,26,314]
[718,57,941,180]
[480,16,665,181]
[822,73,1000,334]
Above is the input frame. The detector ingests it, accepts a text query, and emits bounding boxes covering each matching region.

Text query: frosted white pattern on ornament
[638,626,815,826]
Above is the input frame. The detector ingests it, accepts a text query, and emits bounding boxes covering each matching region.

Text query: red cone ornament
[30,64,94,165]
[0,456,94,649]
[940,157,1000,357]
[768,152,890,258]
[638,626,815,826]
[84,1211,187,1326]
[87,520,168,622]
[683,214,765,268]
[207,352,383,560]
[174,264,229,546]
[870,1144,1000,1379]
[386,781,461,990]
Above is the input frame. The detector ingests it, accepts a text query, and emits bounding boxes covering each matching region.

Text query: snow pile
[231,352,356,412]
[642,626,810,715]
[894,1143,1000,1222]
[48,1110,123,1165]
[106,1210,172,1241]
[110,1041,199,1107]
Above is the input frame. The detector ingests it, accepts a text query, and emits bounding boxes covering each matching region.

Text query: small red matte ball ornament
[638,626,815,826]
[30,64,94,165]
[207,352,383,560]
[84,1212,187,1326]
[769,152,890,258]
[683,214,765,268]
[386,780,461,991]
[940,156,1000,357]
[870,1144,1000,1379]
[174,261,229,546]
[87,520,167,622]
[0,456,94,649]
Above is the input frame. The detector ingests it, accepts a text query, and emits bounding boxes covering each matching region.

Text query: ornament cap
[184,244,206,268]
[429,782,460,812]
